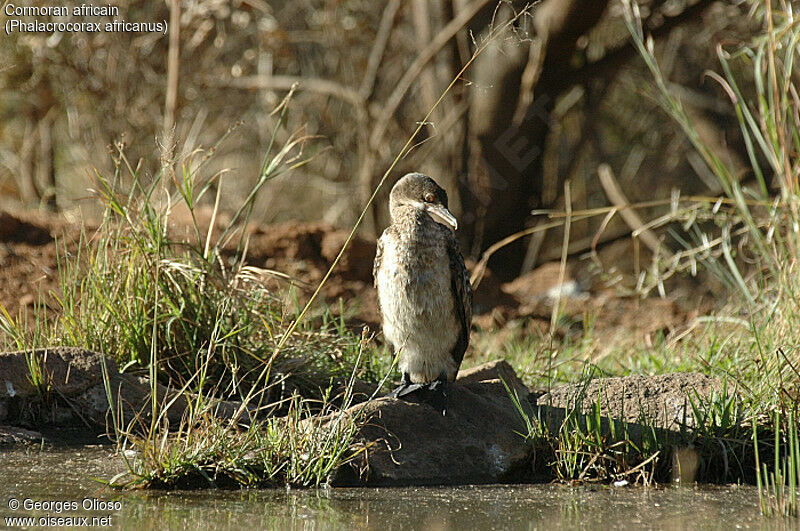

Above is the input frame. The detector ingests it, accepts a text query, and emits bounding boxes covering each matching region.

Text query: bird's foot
[387,374,449,415]
[387,373,422,398]
[388,382,426,398]
[426,376,448,416]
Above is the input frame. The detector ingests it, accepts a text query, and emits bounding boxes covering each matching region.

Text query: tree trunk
[465,0,610,278]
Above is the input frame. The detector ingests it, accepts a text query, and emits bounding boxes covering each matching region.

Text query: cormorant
[373,173,472,414]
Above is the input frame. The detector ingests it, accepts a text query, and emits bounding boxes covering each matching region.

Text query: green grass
[0,92,391,489]
[468,0,800,499]
[0,97,387,399]
[754,410,800,517]
[113,366,377,489]
[502,357,755,486]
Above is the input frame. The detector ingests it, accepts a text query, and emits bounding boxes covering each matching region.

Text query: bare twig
[36,111,56,210]
[213,75,365,109]
[550,180,572,335]
[17,121,38,203]
[538,224,631,263]
[513,36,546,124]
[470,194,692,287]
[369,0,497,149]
[162,0,181,139]
[412,0,439,113]
[521,219,548,272]
[359,0,401,100]
[537,195,771,219]
[470,219,566,289]
[597,163,662,255]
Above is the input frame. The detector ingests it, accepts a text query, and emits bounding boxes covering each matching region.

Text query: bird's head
[389,173,458,231]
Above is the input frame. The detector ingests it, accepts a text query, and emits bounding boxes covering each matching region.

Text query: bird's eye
[423,192,435,203]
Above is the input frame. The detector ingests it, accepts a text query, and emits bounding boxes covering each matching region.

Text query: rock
[75,373,249,429]
[456,359,520,386]
[537,372,728,431]
[0,425,43,446]
[534,373,737,482]
[0,347,110,400]
[329,377,383,408]
[502,262,579,303]
[0,347,250,431]
[325,361,534,486]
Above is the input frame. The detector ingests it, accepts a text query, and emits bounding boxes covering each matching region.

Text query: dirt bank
[0,210,708,357]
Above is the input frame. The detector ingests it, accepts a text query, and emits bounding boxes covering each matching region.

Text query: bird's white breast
[376,228,460,383]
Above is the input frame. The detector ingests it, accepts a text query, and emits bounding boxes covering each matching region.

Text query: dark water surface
[0,446,790,529]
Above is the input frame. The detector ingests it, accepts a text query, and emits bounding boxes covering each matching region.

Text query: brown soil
[0,210,706,351]
[0,209,81,321]
[239,221,380,324]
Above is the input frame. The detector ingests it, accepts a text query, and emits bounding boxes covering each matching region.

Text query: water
[0,446,787,529]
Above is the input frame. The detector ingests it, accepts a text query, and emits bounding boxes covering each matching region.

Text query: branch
[210,75,365,109]
[162,0,181,138]
[412,0,439,113]
[359,0,401,100]
[369,0,496,148]
[597,163,662,255]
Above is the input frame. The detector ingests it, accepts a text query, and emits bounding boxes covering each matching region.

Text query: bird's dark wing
[447,234,472,368]
[373,233,384,288]
[373,233,385,317]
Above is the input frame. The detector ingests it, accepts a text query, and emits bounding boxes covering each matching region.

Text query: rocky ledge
[326,361,534,486]
[0,347,246,432]
[320,360,734,486]
[0,348,734,486]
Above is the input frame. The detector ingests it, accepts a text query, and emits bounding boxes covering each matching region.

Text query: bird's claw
[387,374,449,415]
[388,382,426,398]
[427,379,448,416]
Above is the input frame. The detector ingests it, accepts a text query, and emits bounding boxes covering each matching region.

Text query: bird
[373,172,472,413]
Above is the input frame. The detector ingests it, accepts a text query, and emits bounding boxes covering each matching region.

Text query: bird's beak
[425,203,458,231]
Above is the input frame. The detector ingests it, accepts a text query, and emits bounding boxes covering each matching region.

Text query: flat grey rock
[537,372,729,431]
[0,347,110,400]
[325,361,534,486]
[0,347,249,432]
[0,425,43,446]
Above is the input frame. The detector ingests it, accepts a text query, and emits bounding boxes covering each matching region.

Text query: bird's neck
[391,206,441,241]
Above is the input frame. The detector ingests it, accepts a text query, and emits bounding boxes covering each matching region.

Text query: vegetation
[479,0,800,515]
[114,380,372,489]
[0,92,392,488]
[1,3,800,519]
[0,0,761,279]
